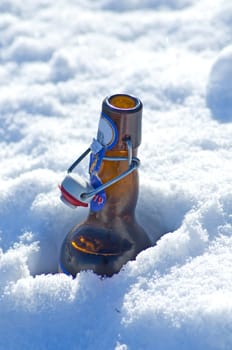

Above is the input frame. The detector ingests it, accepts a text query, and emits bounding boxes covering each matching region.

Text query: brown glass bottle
[59,94,151,277]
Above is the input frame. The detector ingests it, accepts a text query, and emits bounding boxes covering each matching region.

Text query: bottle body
[60,94,151,277]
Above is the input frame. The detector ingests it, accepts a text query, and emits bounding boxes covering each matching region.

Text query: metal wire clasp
[60,138,140,207]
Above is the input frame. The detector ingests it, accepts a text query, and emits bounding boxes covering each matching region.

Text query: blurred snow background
[0,0,232,349]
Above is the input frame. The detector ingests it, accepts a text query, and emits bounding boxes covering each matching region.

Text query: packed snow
[1,0,232,349]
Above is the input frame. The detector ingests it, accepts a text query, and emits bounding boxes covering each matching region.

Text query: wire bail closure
[59,138,140,208]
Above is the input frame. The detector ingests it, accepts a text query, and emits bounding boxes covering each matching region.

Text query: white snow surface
[1,0,232,349]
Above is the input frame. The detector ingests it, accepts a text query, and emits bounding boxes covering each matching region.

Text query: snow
[0,0,232,349]
[207,45,232,122]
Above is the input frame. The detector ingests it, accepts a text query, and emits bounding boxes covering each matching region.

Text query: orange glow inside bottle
[59,94,151,277]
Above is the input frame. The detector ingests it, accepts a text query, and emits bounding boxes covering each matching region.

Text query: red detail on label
[59,184,88,208]
[93,194,104,204]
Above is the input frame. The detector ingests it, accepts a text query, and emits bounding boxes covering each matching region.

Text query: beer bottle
[59,94,151,277]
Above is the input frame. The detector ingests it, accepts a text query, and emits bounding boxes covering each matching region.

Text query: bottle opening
[109,94,137,110]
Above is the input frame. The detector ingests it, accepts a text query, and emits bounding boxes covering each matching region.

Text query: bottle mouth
[105,94,142,112]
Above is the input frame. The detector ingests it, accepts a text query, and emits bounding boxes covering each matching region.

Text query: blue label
[97,113,118,150]
[89,148,105,174]
[88,114,117,212]
[90,174,106,212]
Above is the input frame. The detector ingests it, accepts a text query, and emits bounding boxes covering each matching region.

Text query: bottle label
[88,114,118,212]
[90,174,107,212]
[97,113,118,150]
[89,151,107,212]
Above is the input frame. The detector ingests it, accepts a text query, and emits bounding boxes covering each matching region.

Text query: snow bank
[1,0,232,349]
[96,0,193,11]
[207,45,232,122]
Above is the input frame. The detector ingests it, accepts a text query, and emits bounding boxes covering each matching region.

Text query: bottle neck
[89,147,139,223]
[88,94,142,222]
[100,96,142,152]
